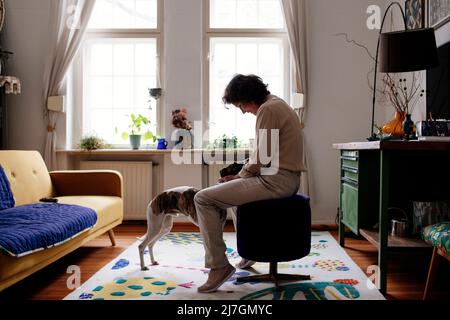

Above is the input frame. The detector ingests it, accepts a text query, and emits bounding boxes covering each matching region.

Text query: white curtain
[43,0,96,170]
[280,0,311,197]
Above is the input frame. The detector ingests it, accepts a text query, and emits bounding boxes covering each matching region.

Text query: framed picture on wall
[428,0,450,29]
[405,0,425,29]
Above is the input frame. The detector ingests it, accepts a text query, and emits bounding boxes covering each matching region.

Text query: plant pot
[129,135,141,150]
[382,111,406,137]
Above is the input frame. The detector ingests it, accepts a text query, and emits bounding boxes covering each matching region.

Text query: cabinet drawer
[342,150,358,158]
[342,159,358,169]
[342,166,358,182]
[341,182,358,234]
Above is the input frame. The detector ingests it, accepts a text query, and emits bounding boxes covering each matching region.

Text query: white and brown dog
[138,186,200,270]
[138,163,244,271]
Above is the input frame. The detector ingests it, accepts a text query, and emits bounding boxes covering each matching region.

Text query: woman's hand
[218,174,240,184]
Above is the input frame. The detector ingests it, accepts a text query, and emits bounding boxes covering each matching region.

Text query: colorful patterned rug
[64,232,385,300]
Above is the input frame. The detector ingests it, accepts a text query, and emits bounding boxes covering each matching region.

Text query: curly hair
[222,74,271,106]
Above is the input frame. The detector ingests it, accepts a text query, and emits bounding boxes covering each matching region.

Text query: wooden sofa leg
[108,229,117,247]
[423,247,440,300]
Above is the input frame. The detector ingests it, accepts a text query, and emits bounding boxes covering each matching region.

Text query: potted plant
[212,134,241,149]
[77,134,108,151]
[119,113,156,150]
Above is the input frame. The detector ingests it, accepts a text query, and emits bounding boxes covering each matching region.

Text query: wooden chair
[421,223,450,300]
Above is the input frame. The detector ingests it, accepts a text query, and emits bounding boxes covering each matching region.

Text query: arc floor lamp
[368,1,438,141]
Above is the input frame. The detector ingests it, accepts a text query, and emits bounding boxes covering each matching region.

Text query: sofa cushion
[422,222,450,256]
[0,203,97,257]
[0,151,54,206]
[0,196,122,284]
[55,196,123,229]
[0,166,14,210]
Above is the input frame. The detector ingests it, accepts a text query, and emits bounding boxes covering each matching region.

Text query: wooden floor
[1,222,449,300]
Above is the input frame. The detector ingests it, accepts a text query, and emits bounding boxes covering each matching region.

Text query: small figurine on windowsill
[172,108,193,149]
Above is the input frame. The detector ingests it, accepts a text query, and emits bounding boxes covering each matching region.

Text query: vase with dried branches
[336,33,425,139]
[379,73,424,138]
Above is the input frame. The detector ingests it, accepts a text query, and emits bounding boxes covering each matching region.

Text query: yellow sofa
[0,150,123,292]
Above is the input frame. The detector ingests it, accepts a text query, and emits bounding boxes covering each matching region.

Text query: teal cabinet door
[341,182,359,234]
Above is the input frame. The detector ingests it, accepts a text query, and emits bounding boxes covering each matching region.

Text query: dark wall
[427,41,450,120]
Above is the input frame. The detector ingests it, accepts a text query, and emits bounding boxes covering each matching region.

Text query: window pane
[88,0,157,29]
[236,1,258,27]
[89,77,113,109]
[112,109,131,144]
[135,43,157,76]
[209,37,285,143]
[90,43,113,75]
[210,0,284,29]
[84,38,158,145]
[88,109,114,141]
[258,43,282,76]
[135,76,155,109]
[113,44,134,75]
[236,43,257,74]
[113,77,134,109]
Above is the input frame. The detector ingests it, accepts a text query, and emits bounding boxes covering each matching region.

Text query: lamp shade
[379,28,438,73]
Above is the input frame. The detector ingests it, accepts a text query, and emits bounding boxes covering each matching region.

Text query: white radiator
[80,161,153,220]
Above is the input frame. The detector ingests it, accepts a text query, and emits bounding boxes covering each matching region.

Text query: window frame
[202,0,290,147]
[73,0,164,149]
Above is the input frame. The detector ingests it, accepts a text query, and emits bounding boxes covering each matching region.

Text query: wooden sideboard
[333,140,450,294]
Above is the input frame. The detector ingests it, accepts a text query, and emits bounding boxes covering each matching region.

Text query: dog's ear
[151,193,170,215]
[150,195,162,215]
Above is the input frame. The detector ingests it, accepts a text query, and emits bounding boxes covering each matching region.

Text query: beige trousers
[194,169,301,269]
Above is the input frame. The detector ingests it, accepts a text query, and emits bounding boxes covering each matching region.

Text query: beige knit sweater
[238,95,306,178]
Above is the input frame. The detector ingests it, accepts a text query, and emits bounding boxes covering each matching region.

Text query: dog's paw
[151,261,159,266]
[141,266,149,271]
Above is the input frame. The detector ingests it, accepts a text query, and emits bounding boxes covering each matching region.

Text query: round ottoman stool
[235,194,312,288]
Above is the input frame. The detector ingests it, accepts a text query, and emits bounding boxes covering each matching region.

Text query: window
[210,0,284,29]
[205,0,289,144]
[79,0,161,147]
[89,0,157,29]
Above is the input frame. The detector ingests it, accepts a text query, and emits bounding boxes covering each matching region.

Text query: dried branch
[334,33,376,62]
[335,32,425,115]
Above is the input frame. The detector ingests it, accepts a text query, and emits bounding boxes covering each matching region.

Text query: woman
[194,74,305,293]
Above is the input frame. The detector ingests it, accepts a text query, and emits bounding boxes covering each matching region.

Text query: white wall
[305,0,384,223]
[163,0,203,148]
[2,0,51,152]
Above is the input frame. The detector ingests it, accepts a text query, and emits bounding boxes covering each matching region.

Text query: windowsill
[57,148,251,155]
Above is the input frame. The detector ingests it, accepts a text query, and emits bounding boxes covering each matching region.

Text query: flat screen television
[427,41,450,120]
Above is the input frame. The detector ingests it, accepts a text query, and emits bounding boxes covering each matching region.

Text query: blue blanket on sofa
[0,203,97,257]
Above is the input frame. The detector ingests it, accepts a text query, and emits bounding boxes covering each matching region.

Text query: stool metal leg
[236,262,311,289]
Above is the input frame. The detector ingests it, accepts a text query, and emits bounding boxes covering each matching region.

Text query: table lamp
[367,1,438,141]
